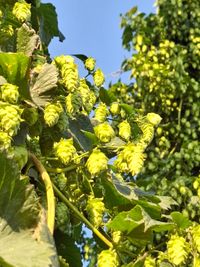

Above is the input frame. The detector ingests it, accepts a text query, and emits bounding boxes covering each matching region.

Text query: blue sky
[42,0,155,84]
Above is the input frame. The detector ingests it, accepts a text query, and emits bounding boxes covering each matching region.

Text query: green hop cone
[114,143,145,175]
[144,256,156,267]
[54,55,75,68]
[110,102,120,115]
[86,149,108,176]
[65,92,82,115]
[191,225,200,253]
[44,102,63,127]
[118,120,131,141]
[22,108,38,126]
[97,249,119,267]
[12,2,31,22]
[0,103,23,136]
[57,112,69,132]
[86,197,105,227]
[0,131,12,151]
[85,57,96,71]
[0,24,14,43]
[93,68,105,87]
[0,83,19,104]
[55,202,70,232]
[167,235,189,266]
[13,146,28,170]
[94,102,108,122]
[146,113,162,126]
[112,231,122,244]
[94,122,115,143]
[54,138,76,165]
[138,121,154,145]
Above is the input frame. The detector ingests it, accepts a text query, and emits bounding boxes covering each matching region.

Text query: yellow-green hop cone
[191,225,200,253]
[110,102,120,115]
[12,2,31,22]
[0,131,12,150]
[86,197,105,227]
[0,103,23,136]
[94,102,108,122]
[167,235,189,265]
[97,249,119,267]
[85,57,96,71]
[144,256,156,267]
[61,62,79,92]
[94,122,115,143]
[1,83,19,104]
[0,24,14,42]
[78,79,96,113]
[146,113,162,126]
[54,138,76,165]
[54,55,74,68]
[93,68,105,87]
[118,120,131,141]
[138,121,154,145]
[65,92,82,115]
[86,149,108,176]
[44,102,63,127]
[114,143,145,175]
[112,231,122,244]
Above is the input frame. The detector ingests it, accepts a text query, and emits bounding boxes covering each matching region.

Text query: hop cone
[97,249,119,267]
[85,57,96,71]
[118,120,131,140]
[0,103,23,136]
[12,2,31,22]
[110,102,120,115]
[94,122,115,143]
[94,102,108,122]
[44,102,63,127]
[65,92,82,115]
[54,138,76,165]
[167,235,189,265]
[1,83,19,104]
[86,149,108,176]
[146,113,162,126]
[191,225,200,253]
[78,79,96,113]
[114,143,145,175]
[86,197,105,227]
[0,131,12,151]
[93,68,105,87]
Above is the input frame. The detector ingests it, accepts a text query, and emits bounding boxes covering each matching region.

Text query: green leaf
[170,211,192,229]
[157,196,178,210]
[99,87,117,105]
[30,63,58,106]
[0,153,58,267]
[120,103,135,115]
[72,54,88,62]
[81,130,98,146]
[17,24,39,56]
[38,3,65,45]
[0,76,7,85]
[54,230,82,267]
[0,52,30,98]
[68,115,94,151]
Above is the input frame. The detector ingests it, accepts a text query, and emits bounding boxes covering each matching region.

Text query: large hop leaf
[0,153,59,267]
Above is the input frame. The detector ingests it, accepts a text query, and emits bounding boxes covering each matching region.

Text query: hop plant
[97,249,119,267]
[0,83,19,104]
[55,202,70,232]
[54,55,75,68]
[86,197,105,227]
[193,256,200,267]
[0,103,23,136]
[110,102,120,115]
[94,122,115,143]
[13,146,28,170]
[114,143,145,175]
[85,57,96,71]
[94,102,108,122]
[0,24,14,43]
[191,225,200,253]
[118,120,131,140]
[167,235,189,265]
[56,112,69,132]
[54,138,76,165]
[12,2,31,22]
[112,231,122,244]
[144,256,156,267]
[138,121,155,145]
[0,131,12,150]
[65,92,82,115]
[93,68,105,87]
[146,113,162,126]
[44,102,63,127]
[86,149,108,176]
